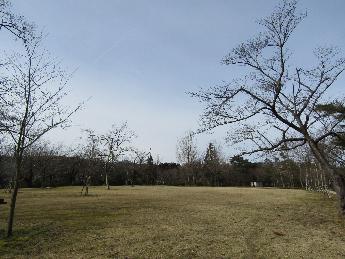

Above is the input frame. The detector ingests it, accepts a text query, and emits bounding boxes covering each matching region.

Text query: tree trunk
[7,180,18,237]
[105,173,110,190]
[333,174,345,214]
[41,167,46,188]
[308,140,345,214]
[298,165,304,189]
[280,172,285,188]
[7,158,21,237]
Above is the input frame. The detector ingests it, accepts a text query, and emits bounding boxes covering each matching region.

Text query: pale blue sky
[3,0,345,161]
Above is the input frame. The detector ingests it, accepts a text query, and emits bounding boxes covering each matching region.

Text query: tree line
[0,136,335,192]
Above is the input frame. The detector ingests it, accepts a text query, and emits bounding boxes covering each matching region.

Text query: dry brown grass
[0,186,345,258]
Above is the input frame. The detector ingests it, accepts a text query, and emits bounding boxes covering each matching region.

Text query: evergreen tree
[204,143,220,166]
[316,102,345,148]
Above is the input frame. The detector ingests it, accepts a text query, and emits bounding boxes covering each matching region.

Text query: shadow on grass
[0,224,59,255]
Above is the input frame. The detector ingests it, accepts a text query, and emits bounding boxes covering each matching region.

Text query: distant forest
[0,141,333,191]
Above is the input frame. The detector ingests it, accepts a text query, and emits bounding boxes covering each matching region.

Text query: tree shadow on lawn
[0,224,62,256]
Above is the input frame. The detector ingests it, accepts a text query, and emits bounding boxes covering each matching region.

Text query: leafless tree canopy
[0,0,34,40]
[100,122,136,162]
[82,129,100,160]
[191,0,345,157]
[176,131,198,165]
[0,34,81,149]
[80,122,136,163]
[132,149,150,165]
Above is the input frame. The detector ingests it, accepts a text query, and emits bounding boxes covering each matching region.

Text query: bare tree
[125,148,150,186]
[1,34,81,237]
[100,122,136,189]
[176,131,198,165]
[132,148,150,165]
[176,131,199,186]
[80,129,100,195]
[191,0,345,213]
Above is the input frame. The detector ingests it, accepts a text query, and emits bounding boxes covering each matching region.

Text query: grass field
[0,186,345,258]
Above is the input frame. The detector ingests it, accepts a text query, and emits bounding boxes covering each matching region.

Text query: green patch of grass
[0,186,344,258]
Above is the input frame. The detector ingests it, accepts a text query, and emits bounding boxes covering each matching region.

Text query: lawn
[0,186,345,258]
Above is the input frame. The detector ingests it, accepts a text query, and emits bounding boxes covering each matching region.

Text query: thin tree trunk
[298,165,304,189]
[105,173,109,190]
[289,171,294,188]
[280,172,285,188]
[104,160,110,190]
[7,157,21,237]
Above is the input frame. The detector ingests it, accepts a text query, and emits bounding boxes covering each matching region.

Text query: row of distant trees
[176,132,334,191]
[0,131,335,192]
